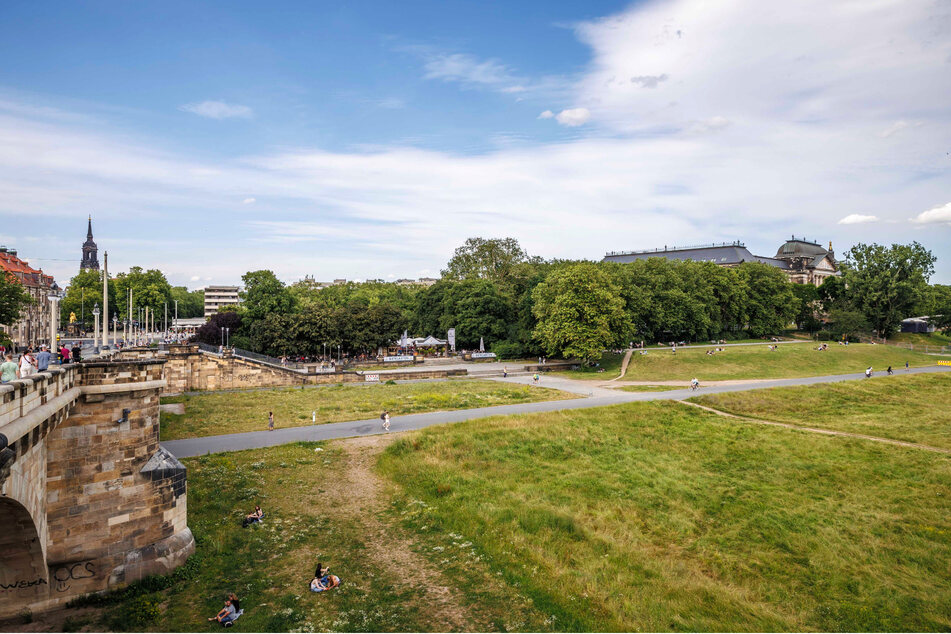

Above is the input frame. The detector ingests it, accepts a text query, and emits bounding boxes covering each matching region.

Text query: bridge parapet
[0,358,194,618]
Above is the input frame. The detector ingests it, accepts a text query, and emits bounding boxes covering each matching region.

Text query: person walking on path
[18,349,37,378]
[887,366,894,375]
[502,366,507,378]
[60,344,71,364]
[382,410,391,432]
[532,373,540,385]
[71,343,82,363]
[1,353,18,383]
[691,377,700,391]
[267,411,274,431]
[865,366,872,378]
[36,345,51,371]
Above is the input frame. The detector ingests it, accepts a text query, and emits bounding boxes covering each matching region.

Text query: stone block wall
[41,359,193,610]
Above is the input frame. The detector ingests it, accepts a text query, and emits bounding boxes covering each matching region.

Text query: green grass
[620,342,937,381]
[889,332,951,347]
[692,372,951,449]
[616,385,678,392]
[378,401,951,632]
[67,443,490,632]
[554,352,624,380]
[159,380,574,441]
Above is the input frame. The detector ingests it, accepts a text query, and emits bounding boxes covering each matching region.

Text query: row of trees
[196,238,812,362]
[58,268,205,329]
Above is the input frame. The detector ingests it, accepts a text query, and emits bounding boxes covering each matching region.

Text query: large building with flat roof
[203,285,240,317]
[603,237,838,286]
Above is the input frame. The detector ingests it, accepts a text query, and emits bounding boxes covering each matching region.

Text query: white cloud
[538,110,554,119]
[838,214,879,225]
[378,98,405,109]
[179,101,253,120]
[4,0,951,284]
[242,197,256,205]
[555,108,590,127]
[879,120,922,138]
[423,53,514,87]
[912,202,951,225]
[190,275,201,282]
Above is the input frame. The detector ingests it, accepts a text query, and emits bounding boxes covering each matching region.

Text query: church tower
[81,215,100,270]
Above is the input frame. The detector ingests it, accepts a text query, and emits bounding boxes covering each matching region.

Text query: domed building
[603,236,838,286]
[771,237,838,286]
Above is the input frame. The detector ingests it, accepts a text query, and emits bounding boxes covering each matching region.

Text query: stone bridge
[0,358,194,618]
[117,344,467,394]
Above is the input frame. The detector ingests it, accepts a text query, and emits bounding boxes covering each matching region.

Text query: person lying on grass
[310,573,341,592]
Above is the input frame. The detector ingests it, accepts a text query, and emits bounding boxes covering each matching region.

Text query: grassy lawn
[692,372,951,449]
[621,342,937,381]
[63,442,543,632]
[889,332,951,347]
[616,385,678,392]
[554,352,624,380]
[378,401,951,631]
[160,380,574,441]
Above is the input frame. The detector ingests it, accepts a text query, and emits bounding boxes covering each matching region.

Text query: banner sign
[471,352,497,359]
[383,355,414,362]
[365,374,380,382]
[939,360,951,366]
[447,328,456,351]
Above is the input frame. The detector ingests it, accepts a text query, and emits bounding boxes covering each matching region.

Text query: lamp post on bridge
[92,304,100,353]
[47,292,60,357]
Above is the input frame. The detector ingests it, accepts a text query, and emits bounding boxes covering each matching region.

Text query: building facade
[0,247,57,350]
[203,285,240,317]
[603,237,838,286]
[80,216,100,271]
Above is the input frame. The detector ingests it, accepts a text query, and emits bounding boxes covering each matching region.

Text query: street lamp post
[92,304,100,353]
[113,314,118,348]
[47,293,60,357]
[224,327,230,348]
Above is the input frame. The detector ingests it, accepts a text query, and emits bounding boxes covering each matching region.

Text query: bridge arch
[0,497,48,610]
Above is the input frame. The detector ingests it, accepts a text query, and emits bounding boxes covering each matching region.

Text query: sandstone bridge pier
[0,357,194,618]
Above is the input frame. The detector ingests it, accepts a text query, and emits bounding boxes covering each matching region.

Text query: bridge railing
[230,347,307,370]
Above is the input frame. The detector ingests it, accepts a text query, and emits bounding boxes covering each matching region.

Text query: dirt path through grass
[680,400,951,454]
[329,435,482,632]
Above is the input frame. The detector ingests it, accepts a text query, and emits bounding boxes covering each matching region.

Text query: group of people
[206,563,340,625]
[310,562,340,592]
[0,343,86,383]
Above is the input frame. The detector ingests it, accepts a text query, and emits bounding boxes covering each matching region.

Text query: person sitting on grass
[208,599,236,626]
[242,505,263,528]
[310,573,341,592]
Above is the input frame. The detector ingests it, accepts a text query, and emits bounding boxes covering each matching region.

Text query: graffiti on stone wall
[0,577,48,593]
[51,561,95,592]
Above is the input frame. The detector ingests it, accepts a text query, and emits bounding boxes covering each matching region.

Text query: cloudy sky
[2,0,950,287]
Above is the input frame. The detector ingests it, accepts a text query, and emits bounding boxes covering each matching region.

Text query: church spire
[81,215,100,271]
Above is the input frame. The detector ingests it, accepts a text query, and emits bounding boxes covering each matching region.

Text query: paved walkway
[161,365,950,458]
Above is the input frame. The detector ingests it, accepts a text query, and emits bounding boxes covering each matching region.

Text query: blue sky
[1,0,949,287]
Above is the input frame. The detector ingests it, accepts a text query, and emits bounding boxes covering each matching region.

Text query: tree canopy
[843,242,935,337]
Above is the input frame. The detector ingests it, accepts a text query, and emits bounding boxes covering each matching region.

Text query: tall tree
[59,269,110,329]
[532,262,630,363]
[0,271,34,331]
[843,242,936,337]
[442,237,532,286]
[241,270,295,321]
[113,267,173,322]
[170,286,205,319]
[735,263,798,337]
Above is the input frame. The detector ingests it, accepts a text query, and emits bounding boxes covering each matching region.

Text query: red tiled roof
[0,251,55,288]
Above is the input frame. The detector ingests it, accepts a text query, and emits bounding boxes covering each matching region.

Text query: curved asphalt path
[161,364,950,458]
